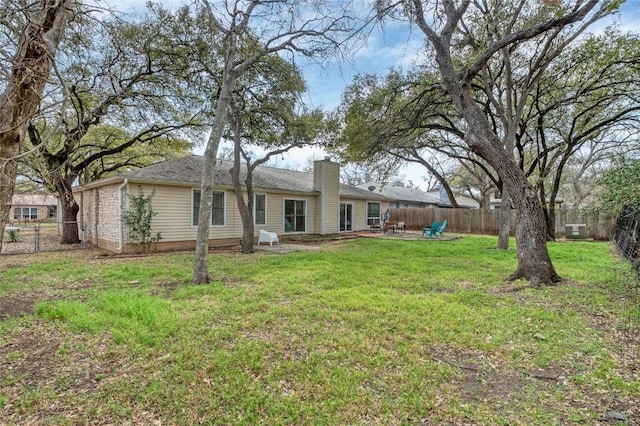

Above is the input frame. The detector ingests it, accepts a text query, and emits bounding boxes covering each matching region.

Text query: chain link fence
[614,206,640,276]
[612,206,639,369]
[1,222,84,255]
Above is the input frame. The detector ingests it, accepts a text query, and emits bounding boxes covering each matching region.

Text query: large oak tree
[24,13,202,244]
[378,0,622,285]
[0,0,70,253]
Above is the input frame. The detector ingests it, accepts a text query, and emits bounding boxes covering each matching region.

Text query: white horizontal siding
[130,184,320,241]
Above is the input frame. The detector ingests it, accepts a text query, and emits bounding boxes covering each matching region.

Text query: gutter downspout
[319,162,325,235]
[117,179,128,253]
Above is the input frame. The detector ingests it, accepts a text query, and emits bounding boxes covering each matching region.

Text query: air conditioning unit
[565,224,587,240]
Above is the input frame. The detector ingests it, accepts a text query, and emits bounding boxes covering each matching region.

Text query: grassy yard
[0,235,638,425]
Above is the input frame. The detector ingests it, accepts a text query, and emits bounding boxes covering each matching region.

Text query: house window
[211,191,225,225]
[254,194,266,225]
[367,202,381,227]
[192,190,225,226]
[284,199,305,232]
[14,207,37,220]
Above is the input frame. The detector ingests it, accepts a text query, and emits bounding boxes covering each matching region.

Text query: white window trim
[340,202,354,232]
[367,201,382,227]
[254,193,267,226]
[211,190,226,227]
[283,198,307,233]
[192,189,226,228]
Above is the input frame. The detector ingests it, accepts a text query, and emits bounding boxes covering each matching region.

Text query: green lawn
[0,236,638,425]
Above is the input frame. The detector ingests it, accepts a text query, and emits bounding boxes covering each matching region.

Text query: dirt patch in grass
[0,296,35,320]
[0,324,137,424]
[0,245,104,273]
[424,341,639,423]
[426,345,525,404]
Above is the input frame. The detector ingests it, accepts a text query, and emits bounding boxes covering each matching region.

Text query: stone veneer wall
[78,183,121,250]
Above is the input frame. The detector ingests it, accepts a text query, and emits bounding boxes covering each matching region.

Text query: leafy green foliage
[5,229,20,243]
[123,186,161,252]
[597,157,640,215]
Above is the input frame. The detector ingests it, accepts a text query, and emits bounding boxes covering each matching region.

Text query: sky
[104,0,640,190]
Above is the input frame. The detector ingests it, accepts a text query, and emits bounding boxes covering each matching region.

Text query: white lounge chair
[258,229,279,246]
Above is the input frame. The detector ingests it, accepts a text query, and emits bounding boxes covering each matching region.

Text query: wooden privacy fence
[388,208,615,240]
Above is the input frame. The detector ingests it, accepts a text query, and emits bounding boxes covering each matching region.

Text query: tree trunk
[538,180,556,241]
[232,177,255,254]
[57,180,80,244]
[192,66,236,284]
[230,119,256,254]
[0,0,69,253]
[238,202,255,253]
[545,202,556,241]
[466,110,561,285]
[0,149,19,252]
[497,186,511,250]
[428,33,561,285]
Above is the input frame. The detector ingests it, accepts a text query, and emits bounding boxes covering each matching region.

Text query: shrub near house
[123,187,162,253]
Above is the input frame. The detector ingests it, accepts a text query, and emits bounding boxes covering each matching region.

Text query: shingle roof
[81,155,389,201]
[357,183,443,205]
[426,190,479,209]
[12,194,58,206]
[339,183,389,200]
[120,156,317,193]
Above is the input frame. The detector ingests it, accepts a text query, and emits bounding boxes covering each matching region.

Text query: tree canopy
[358,0,629,285]
[22,10,203,244]
[598,157,640,216]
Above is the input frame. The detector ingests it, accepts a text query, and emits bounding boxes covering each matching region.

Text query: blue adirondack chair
[422,221,440,238]
[438,219,448,236]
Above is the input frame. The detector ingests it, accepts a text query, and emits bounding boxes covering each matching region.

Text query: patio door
[339,203,353,232]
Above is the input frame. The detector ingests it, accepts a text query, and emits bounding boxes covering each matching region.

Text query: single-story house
[74,156,391,253]
[10,193,59,224]
[358,183,480,209]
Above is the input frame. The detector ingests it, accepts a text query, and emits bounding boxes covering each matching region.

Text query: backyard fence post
[34,224,40,252]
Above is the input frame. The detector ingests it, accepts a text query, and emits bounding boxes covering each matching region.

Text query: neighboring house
[74,156,391,253]
[358,183,480,209]
[426,187,480,209]
[357,183,443,208]
[10,194,58,224]
[489,196,564,210]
